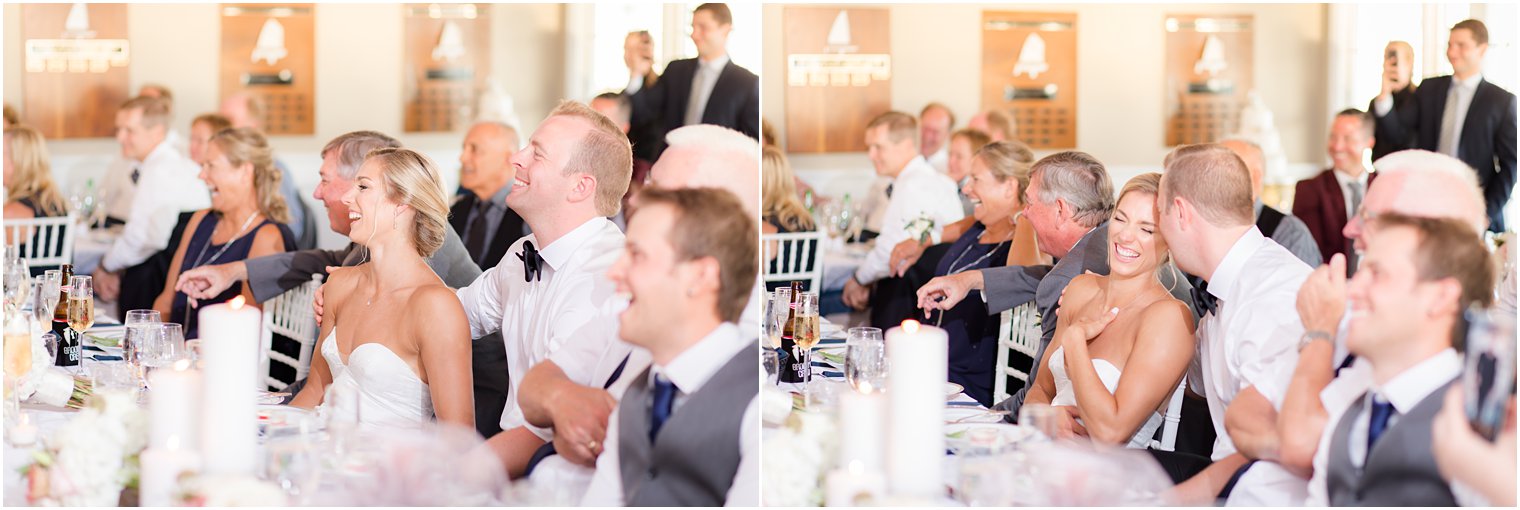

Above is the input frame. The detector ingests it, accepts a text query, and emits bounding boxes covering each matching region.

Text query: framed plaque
[1164,14,1254,146]
[220,4,316,135]
[21,3,130,139]
[783,6,891,153]
[981,11,1077,149]
[403,4,490,133]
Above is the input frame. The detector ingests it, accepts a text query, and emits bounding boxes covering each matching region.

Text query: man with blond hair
[454,101,633,478]
[1158,144,1312,506]
[93,96,209,302]
[842,111,962,310]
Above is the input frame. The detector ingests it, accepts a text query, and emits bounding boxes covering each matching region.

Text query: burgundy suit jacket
[1293,169,1377,265]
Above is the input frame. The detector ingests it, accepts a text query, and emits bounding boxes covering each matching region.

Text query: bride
[289,148,474,431]
[1024,172,1195,448]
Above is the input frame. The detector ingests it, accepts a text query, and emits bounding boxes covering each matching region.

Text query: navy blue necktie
[1366,395,1394,453]
[649,374,676,442]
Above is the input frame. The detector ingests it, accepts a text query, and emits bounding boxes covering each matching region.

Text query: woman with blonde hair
[1024,172,1196,448]
[762,146,818,292]
[289,147,473,432]
[4,126,68,222]
[154,128,294,338]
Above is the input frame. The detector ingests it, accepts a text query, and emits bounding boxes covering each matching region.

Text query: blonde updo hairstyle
[208,128,290,224]
[362,147,450,258]
[973,139,1037,208]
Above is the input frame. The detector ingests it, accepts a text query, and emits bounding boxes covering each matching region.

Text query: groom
[452,100,635,478]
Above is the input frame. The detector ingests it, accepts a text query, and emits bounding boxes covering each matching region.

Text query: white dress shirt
[1332,168,1370,222]
[925,145,949,175]
[853,156,963,285]
[1306,355,1372,506]
[100,156,139,221]
[1187,227,1314,506]
[1343,349,1461,468]
[581,322,759,506]
[455,217,631,439]
[100,141,210,272]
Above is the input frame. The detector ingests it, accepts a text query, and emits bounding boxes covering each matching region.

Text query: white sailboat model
[63,3,95,38]
[432,21,466,63]
[251,18,288,66]
[824,10,857,53]
[1193,34,1228,77]
[1012,33,1049,80]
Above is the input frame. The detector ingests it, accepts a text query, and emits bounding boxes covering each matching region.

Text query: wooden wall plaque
[220,4,316,135]
[20,3,130,139]
[403,4,491,133]
[981,11,1078,149]
[1164,14,1254,146]
[783,6,891,154]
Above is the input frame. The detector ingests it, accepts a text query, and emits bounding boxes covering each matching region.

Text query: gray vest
[618,346,756,506]
[1326,378,1458,507]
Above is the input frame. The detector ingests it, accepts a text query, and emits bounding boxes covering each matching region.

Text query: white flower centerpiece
[177,474,288,507]
[22,388,147,506]
[760,396,837,507]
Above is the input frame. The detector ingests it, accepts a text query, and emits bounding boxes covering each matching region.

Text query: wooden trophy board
[220,4,316,135]
[21,4,130,139]
[1164,14,1253,146]
[783,6,891,153]
[981,11,1077,149]
[403,4,490,133]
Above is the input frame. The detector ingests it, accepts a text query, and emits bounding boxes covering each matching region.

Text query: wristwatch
[1297,330,1334,352]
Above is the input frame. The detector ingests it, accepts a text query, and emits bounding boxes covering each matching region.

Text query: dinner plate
[944,406,1006,424]
[943,422,1036,454]
[945,382,964,400]
[256,404,317,436]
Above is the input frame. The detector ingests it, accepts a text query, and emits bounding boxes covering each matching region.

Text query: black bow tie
[518,241,545,282]
[1188,274,1219,317]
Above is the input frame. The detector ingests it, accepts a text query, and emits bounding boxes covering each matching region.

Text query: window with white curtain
[568,3,762,102]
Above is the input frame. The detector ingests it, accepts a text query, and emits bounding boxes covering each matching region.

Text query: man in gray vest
[174,130,508,439]
[581,187,758,506]
[1323,213,1494,506]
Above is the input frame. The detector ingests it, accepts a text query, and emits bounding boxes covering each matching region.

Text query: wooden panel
[403,4,490,133]
[220,4,316,135]
[1164,14,1254,146]
[20,4,131,139]
[783,6,891,154]
[981,11,1077,149]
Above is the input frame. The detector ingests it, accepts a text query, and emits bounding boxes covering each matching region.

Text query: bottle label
[62,344,80,364]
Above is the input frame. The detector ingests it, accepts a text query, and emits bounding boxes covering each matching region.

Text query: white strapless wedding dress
[319,329,434,430]
[1048,346,1162,449]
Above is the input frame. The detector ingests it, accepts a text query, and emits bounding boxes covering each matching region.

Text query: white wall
[762,3,1330,199]
[4,3,565,249]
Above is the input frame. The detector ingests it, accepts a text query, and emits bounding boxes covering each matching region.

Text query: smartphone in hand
[1459,307,1516,442]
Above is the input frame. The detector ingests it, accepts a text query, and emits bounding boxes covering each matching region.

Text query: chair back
[762,230,825,293]
[993,301,1042,403]
[3,213,77,267]
[260,274,323,391]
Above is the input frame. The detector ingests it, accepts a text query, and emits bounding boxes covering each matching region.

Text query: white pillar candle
[825,461,887,507]
[197,296,261,476]
[7,413,37,447]
[139,436,203,507]
[884,320,947,499]
[837,385,885,469]
[149,360,201,450]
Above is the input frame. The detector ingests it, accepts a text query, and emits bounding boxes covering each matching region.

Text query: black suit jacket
[1368,85,1416,162]
[448,192,527,270]
[1293,169,1378,266]
[626,58,760,158]
[1376,75,1518,232]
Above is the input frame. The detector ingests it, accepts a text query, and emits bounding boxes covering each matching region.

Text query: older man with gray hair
[917,151,1195,418]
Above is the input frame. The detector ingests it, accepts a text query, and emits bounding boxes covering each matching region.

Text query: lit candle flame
[174,359,192,371]
[230,295,246,309]
[859,381,874,393]
[902,320,920,334]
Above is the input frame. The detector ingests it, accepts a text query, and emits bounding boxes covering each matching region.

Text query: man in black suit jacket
[1374,19,1517,232]
[624,3,759,158]
[450,122,528,270]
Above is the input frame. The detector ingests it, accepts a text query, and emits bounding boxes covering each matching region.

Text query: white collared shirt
[455,217,631,440]
[1188,227,1313,506]
[1332,168,1370,221]
[101,141,210,272]
[854,156,963,285]
[581,322,759,506]
[1307,355,1372,506]
[1344,348,1461,468]
[925,145,949,175]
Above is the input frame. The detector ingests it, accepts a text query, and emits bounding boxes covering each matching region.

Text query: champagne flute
[2,256,31,313]
[793,292,821,407]
[67,276,94,337]
[763,291,786,350]
[37,271,62,325]
[3,308,32,379]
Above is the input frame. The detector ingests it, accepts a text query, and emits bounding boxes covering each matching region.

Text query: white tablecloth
[821,243,870,293]
[71,227,119,276]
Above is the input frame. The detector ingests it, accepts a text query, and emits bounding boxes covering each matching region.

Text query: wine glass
[761,349,780,386]
[3,255,31,314]
[67,276,94,340]
[763,291,787,350]
[36,271,62,325]
[138,323,185,391]
[845,327,886,393]
[792,292,821,407]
